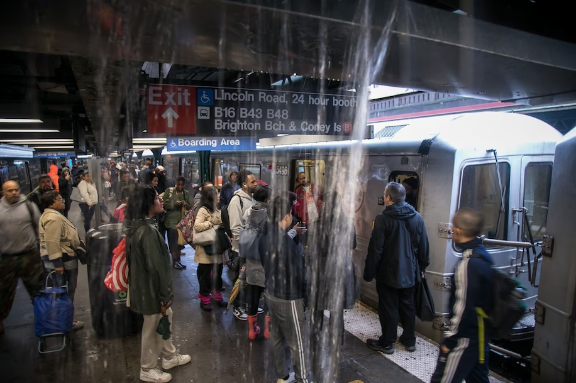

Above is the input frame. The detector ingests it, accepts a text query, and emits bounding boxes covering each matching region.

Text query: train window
[291,159,325,191]
[239,163,261,181]
[388,171,419,210]
[212,158,224,188]
[459,163,510,240]
[523,163,552,241]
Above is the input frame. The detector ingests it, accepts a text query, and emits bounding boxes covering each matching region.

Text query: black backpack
[467,249,527,339]
[221,195,243,238]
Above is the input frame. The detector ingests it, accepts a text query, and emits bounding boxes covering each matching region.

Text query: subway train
[0,144,42,196]
[163,111,562,378]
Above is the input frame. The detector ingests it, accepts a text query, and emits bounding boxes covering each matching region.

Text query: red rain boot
[264,315,272,339]
[248,315,260,340]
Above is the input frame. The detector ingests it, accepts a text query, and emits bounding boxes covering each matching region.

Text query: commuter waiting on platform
[162,176,190,270]
[28,174,54,214]
[58,168,73,218]
[0,181,44,336]
[78,172,98,233]
[113,189,130,223]
[124,186,191,383]
[193,186,227,311]
[39,190,84,330]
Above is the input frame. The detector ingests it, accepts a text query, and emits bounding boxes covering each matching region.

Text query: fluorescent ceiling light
[31,146,74,149]
[0,129,59,133]
[0,119,43,123]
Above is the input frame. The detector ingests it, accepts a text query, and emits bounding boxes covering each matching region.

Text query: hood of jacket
[124,217,155,237]
[0,194,27,209]
[248,203,268,226]
[233,188,253,201]
[383,201,417,221]
[194,193,201,203]
[48,164,58,177]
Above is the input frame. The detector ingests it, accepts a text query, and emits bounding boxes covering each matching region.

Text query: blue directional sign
[197,88,214,106]
[34,151,76,158]
[167,137,257,152]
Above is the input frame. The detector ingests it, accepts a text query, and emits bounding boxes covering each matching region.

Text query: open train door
[532,128,576,383]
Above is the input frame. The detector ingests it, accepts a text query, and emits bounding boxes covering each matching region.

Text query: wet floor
[0,197,421,383]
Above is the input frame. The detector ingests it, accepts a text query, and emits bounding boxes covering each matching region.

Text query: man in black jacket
[260,196,311,383]
[364,182,430,354]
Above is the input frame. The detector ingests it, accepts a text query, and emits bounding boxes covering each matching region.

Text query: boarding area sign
[33,151,76,158]
[147,84,357,137]
[166,137,257,151]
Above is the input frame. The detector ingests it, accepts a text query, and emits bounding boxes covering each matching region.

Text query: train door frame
[518,155,554,290]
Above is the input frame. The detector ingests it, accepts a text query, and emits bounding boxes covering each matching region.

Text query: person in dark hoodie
[431,208,493,383]
[124,186,191,383]
[260,196,311,383]
[363,181,429,354]
[219,170,240,207]
[58,168,73,218]
[241,183,271,340]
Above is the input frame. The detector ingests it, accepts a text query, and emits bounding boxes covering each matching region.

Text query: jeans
[79,203,95,233]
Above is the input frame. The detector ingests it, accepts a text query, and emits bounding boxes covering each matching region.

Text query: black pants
[79,203,95,233]
[431,338,490,383]
[376,283,416,347]
[246,284,268,316]
[197,263,223,296]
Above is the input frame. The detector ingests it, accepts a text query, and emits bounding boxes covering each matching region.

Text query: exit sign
[147,84,197,134]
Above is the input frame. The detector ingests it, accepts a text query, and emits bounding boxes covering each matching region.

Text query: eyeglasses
[55,198,65,203]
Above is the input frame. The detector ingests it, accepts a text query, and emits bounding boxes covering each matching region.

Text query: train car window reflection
[239,163,261,180]
[212,158,224,188]
[459,163,510,240]
[290,159,325,192]
[388,171,419,210]
[523,163,552,241]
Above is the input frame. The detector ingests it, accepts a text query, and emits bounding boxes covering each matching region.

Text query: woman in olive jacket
[193,186,227,311]
[124,186,190,382]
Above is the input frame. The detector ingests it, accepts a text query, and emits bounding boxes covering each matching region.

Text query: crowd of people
[0,159,494,383]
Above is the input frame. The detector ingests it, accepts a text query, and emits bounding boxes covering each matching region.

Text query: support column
[197,151,211,184]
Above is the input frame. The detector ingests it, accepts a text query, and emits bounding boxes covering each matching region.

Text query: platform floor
[0,197,507,383]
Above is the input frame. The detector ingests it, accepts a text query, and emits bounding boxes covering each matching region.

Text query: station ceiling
[0,0,575,155]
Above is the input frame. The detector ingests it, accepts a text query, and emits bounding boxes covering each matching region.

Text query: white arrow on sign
[162,107,179,128]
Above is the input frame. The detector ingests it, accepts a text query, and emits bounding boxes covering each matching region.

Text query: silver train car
[532,127,576,383]
[164,112,561,349]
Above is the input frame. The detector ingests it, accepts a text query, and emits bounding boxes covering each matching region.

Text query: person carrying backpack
[431,208,494,383]
[240,183,271,340]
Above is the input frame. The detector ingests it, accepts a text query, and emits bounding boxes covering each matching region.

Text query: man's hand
[161,301,172,316]
[55,266,64,275]
[441,345,450,354]
[421,272,425,279]
[65,175,70,180]
[88,204,94,209]
[292,223,307,235]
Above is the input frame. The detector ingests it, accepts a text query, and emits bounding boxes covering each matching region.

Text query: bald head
[452,208,484,243]
[2,181,21,205]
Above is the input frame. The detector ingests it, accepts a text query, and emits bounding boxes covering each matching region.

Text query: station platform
[0,199,507,383]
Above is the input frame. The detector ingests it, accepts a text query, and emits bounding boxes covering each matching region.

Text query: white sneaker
[233,307,248,321]
[276,372,296,383]
[162,353,191,370]
[140,368,172,382]
[257,307,264,314]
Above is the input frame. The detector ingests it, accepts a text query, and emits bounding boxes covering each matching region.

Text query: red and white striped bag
[104,238,128,292]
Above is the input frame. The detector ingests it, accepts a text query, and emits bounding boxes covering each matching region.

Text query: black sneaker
[173,262,186,270]
[214,300,228,307]
[367,339,394,354]
[400,341,416,352]
[200,303,213,312]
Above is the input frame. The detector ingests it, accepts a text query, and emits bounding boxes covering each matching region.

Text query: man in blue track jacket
[431,208,493,383]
